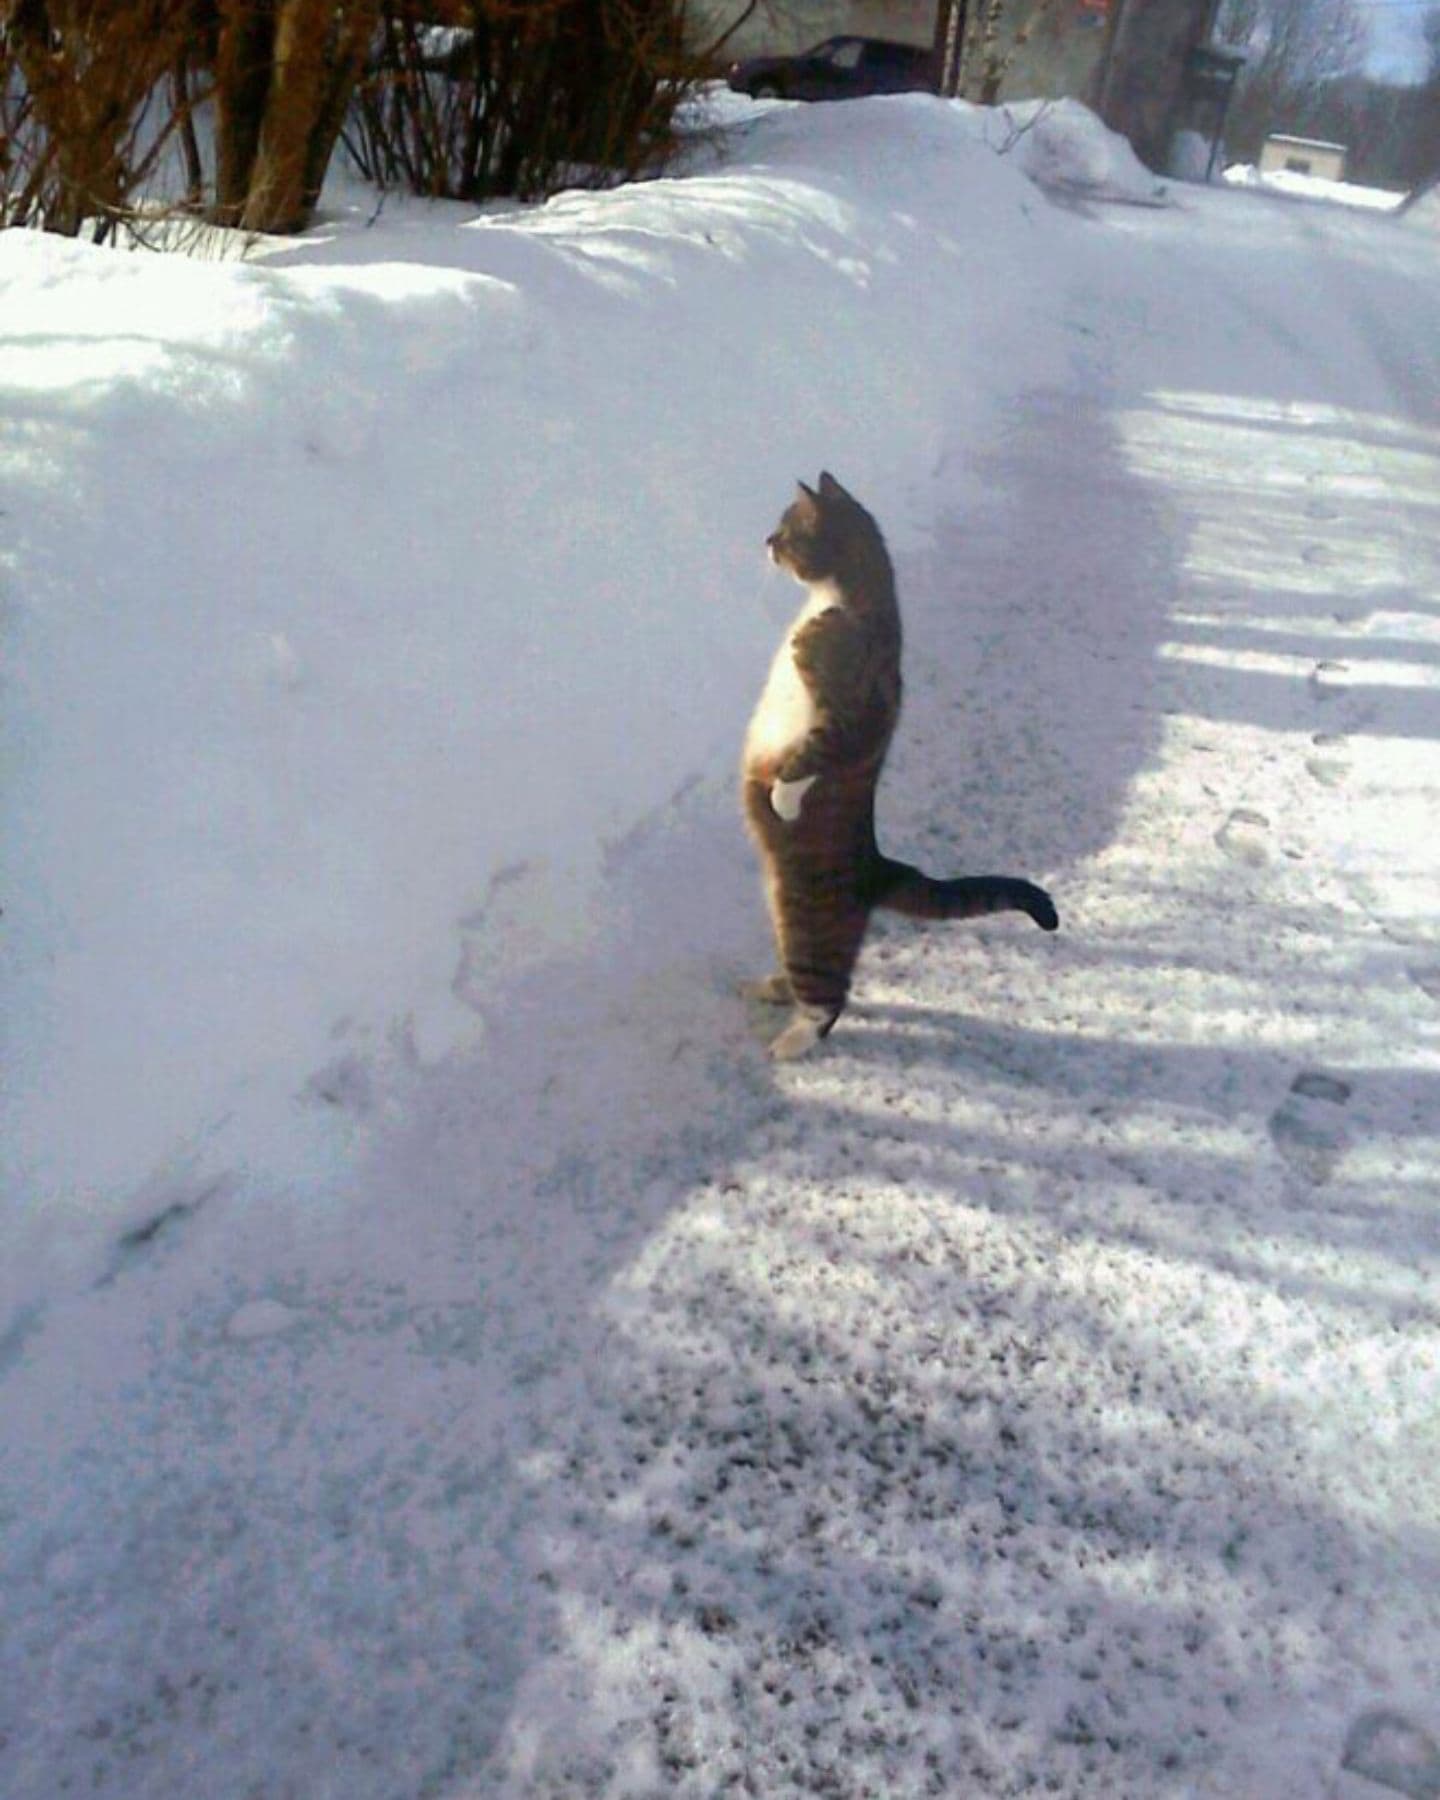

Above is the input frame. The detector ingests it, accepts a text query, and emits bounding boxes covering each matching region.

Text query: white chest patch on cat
[745,584,835,766]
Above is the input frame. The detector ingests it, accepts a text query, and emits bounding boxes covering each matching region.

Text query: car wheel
[753,82,782,99]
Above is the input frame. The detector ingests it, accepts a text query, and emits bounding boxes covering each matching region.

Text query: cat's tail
[867,857,1059,931]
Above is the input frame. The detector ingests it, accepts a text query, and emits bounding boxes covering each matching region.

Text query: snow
[1225,161,1408,213]
[2,90,1438,1798]
[1404,182,1440,232]
[1000,97,1171,206]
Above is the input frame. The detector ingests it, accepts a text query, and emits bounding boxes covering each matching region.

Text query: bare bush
[0,0,377,237]
[1,0,197,239]
[2,0,702,241]
[345,0,699,204]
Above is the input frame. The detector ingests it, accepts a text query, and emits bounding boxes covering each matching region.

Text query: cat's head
[766,471,861,583]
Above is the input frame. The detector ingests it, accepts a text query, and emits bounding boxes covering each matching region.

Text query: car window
[818,39,863,70]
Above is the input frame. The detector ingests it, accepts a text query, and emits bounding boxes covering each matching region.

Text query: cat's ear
[797,479,820,503]
[818,471,848,502]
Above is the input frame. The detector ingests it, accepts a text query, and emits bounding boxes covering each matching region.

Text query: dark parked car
[727,36,938,102]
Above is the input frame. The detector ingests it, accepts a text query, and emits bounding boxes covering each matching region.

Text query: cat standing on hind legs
[741,471,1058,1060]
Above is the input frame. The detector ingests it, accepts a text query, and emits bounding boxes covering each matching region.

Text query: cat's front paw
[770,774,818,822]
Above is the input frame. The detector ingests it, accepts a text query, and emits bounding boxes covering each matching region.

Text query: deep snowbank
[2,96,1072,1293]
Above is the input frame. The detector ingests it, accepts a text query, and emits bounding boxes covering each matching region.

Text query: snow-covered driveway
[2,98,1437,1797]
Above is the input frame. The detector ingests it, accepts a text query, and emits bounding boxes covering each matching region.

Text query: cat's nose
[765,534,780,562]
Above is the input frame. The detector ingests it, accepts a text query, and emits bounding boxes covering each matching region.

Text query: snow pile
[2,88,1439,1800]
[1225,162,1406,212]
[687,87,1169,208]
[1402,181,1440,229]
[999,96,1169,204]
[1,95,1063,1297]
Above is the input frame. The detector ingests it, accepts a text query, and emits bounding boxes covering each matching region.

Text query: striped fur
[742,472,1058,1059]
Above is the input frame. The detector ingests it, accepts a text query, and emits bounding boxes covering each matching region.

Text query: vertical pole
[932,0,970,97]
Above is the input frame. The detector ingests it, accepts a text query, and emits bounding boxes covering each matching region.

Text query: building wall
[985,6,1110,104]
[1258,138,1347,181]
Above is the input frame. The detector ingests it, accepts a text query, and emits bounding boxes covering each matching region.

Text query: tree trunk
[932,0,970,97]
[299,0,380,219]
[213,0,378,234]
[215,0,276,222]
[976,0,1006,104]
[237,0,331,231]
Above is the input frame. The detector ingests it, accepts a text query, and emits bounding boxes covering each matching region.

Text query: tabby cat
[742,471,1058,1059]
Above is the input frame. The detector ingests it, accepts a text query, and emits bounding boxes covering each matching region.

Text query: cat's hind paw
[767,1004,838,1061]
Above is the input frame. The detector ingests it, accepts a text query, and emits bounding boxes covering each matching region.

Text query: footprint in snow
[227,1299,301,1342]
[1309,659,1350,702]
[94,1180,227,1288]
[303,1052,374,1115]
[1269,1069,1352,1185]
[1215,807,1270,866]
[1306,730,1351,788]
[1342,1708,1440,1800]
